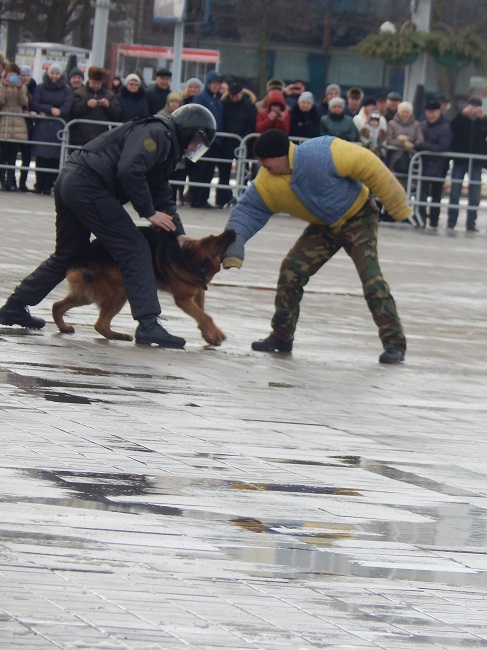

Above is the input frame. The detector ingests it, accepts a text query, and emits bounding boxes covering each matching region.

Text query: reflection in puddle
[333,455,479,496]
[5,461,487,590]
[0,363,197,404]
[223,543,487,588]
[231,481,361,496]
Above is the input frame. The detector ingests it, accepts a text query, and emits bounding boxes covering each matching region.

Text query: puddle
[231,481,361,496]
[333,455,479,496]
[4,465,487,589]
[222,543,487,588]
[0,363,198,404]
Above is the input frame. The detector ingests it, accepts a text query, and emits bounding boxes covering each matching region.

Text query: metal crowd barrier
[406,149,487,226]
[0,112,66,177]
[1,109,486,223]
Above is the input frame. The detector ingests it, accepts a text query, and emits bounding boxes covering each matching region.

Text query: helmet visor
[184,129,211,163]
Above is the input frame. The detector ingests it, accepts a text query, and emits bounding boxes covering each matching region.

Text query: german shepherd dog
[52,227,236,345]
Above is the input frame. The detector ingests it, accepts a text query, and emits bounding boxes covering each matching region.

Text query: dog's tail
[66,269,94,285]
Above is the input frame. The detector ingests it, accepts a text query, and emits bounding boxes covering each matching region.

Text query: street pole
[91,0,110,67]
[403,0,432,102]
[172,19,185,92]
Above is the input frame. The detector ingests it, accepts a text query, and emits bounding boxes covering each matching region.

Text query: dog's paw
[203,328,226,346]
[59,325,75,334]
[109,333,133,342]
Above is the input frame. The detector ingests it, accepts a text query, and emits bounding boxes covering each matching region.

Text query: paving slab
[0,191,486,649]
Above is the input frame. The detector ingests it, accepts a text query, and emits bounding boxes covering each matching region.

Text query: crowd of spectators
[0,51,486,232]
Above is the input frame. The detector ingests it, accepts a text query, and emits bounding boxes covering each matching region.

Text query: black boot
[6,170,17,192]
[135,317,186,348]
[0,298,46,329]
[0,169,7,191]
[379,348,405,364]
[251,334,293,352]
[19,170,30,192]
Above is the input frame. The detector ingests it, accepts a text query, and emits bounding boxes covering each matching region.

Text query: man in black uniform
[0,104,216,348]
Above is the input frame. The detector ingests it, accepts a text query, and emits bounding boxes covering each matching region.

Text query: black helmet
[171,104,217,162]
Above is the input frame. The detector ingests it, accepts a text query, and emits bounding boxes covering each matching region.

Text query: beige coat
[0,82,29,141]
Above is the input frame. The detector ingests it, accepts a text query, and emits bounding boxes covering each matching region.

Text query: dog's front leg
[53,295,91,334]
[174,291,226,345]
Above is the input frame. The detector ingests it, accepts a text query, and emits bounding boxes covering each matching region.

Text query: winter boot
[135,318,186,348]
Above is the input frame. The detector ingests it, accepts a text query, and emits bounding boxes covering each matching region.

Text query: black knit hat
[68,67,84,80]
[254,129,290,158]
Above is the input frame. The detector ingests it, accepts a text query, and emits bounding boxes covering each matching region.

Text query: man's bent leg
[344,212,406,357]
[0,173,92,328]
[252,224,340,351]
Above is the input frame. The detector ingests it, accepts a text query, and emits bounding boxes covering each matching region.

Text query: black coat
[146,85,171,114]
[450,111,487,156]
[290,104,320,138]
[222,95,256,137]
[417,115,452,177]
[31,73,72,159]
[117,86,150,122]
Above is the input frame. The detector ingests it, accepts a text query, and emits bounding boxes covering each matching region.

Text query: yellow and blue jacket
[225,136,410,261]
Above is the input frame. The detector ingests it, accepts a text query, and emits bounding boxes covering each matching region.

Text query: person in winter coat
[111,76,122,95]
[69,66,121,147]
[256,89,290,135]
[386,101,423,187]
[158,91,182,118]
[447,96,487,233]
[320,97,358,142]
[218,81,258,207]
[117,74,149,122]
[353,96,387,133]
[317,83,341,118]
[67,67,84,93]
[188,69,224,208]
[145,68,172,114]
[222,129,412,365]
[358,108,387,160]
[415,100,452,229]
[255,78,285,112]
[18,65,37,191]
[31,63,73,195]
[181,77,203,105]
[289,91,320,139]
[0,63,29,191]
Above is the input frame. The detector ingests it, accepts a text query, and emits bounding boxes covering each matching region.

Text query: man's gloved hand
[403,139,415,150]
[222,257,242,269]
[396,134,408,142]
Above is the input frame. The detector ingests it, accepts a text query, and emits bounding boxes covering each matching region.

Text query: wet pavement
[0,191,486,649]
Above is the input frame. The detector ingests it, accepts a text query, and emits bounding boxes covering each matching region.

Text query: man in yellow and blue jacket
[222,129,412,364]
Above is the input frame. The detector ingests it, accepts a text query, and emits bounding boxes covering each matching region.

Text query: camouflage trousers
[270,199,407,351]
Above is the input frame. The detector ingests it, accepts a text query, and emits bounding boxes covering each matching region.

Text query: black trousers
[10,163,161,321]
[35,157,59,192]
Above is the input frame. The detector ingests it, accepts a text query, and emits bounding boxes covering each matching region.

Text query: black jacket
[222,95,256,137]
[417,115,452,177]
[146,85,171,115]
[290,104,320,138]
[117,86,150,122]
[68,116,183,232]
[450,111,487,156]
